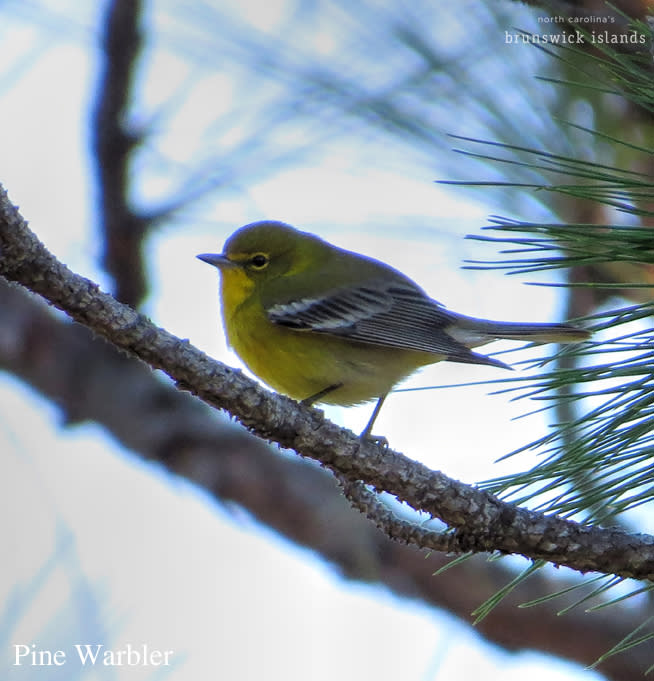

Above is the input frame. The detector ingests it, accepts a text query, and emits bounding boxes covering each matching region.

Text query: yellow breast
[218,268,434,406]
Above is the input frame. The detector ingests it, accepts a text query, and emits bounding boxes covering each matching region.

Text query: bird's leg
[303,388,388,445]
[360,394,388,444]
[301,383,343,406]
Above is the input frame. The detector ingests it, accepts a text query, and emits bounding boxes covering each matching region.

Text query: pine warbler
[198,221,589,438]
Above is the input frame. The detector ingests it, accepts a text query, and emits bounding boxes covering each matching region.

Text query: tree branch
[4,184,654,676]
[8,277,654,680]
[92,0,148,307]
[1,184,654,584]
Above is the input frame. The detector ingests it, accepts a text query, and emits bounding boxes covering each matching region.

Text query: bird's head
[197,220,328,287]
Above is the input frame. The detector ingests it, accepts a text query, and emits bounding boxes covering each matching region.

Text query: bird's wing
[266,280,505,367]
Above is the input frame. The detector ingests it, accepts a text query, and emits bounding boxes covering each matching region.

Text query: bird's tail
[450,315,590,346]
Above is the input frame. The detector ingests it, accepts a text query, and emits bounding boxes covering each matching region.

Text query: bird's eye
[249,253,269,270]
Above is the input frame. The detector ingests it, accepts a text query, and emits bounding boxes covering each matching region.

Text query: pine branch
[6,257,653,679]
[2,184,654,582]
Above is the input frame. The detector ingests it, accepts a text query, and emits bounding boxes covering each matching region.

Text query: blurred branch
[92,0,149,307]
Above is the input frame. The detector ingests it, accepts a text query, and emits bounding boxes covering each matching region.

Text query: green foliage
[453,15,654,526]
[445,9,654,665]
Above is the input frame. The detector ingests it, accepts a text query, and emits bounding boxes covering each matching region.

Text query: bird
[197,220,589,439]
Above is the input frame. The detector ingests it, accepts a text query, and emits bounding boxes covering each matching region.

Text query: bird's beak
[196,253,235,269]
